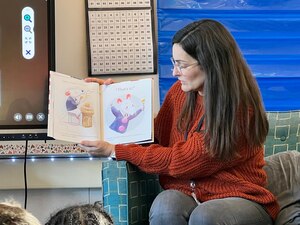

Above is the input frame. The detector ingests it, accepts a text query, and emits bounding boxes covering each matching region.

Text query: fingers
[79,140,112,157]
[103,78,114,85]
[84,77,104,85]
[78,142,102,157]
[84,77,114,85]
[78,144,98,151]
[80,140,98,147]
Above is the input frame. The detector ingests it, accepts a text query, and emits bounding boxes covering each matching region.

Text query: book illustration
[64,88,95,128]
[80,102,95,128]
[108,93,145,134]
[48,70,153,144]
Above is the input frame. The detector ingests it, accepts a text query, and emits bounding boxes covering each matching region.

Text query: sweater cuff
[115,144,136,161]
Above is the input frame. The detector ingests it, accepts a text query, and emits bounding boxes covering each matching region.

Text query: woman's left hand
[79,140,115,157]
[84,77,114,85]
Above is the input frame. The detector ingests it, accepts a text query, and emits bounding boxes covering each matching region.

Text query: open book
[47,71,154,144]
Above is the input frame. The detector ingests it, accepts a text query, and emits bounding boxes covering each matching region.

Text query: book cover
[48,71,153,144]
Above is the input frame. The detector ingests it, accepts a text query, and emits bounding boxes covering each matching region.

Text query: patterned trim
[0,142,87,157]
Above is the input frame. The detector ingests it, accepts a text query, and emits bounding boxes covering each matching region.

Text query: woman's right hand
[84,77,114,85]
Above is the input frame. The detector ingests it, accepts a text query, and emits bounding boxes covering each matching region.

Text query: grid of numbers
[87,0,155,75]
[88,0,151,8]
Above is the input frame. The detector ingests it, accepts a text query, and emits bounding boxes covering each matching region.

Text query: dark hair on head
[45,202,113,225]
[172,19,268,160]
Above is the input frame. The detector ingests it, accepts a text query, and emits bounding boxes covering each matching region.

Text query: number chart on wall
[86,0,156,76]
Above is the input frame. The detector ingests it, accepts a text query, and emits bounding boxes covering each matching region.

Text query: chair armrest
[102,160,161,225]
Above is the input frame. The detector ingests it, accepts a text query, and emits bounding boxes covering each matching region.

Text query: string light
[3,156,99,162]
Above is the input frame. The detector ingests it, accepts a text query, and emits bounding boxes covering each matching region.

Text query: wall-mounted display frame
[86,0,157,75]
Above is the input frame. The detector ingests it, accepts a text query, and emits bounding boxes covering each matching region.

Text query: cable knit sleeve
[115,129,261,179]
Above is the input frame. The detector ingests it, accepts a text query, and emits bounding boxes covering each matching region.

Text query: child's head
[0,199,41,225]
[45,202,113,225]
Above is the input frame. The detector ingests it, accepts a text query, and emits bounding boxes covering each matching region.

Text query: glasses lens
[170,57,175,66]
[170,57,182,73]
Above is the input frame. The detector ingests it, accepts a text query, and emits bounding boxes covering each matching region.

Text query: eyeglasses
[170,57,199,74]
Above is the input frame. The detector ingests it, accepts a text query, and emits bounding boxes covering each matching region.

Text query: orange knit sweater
[115,81,279,221]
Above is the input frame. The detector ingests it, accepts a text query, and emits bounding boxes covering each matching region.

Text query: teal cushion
[102,160,161,225]
[265,111,300,156]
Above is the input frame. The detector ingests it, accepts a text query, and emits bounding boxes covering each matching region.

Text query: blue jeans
[149,190,273,225]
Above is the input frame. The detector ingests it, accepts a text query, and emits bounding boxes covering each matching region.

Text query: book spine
[47,72,53,137]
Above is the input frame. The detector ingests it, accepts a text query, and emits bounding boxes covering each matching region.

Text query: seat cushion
[263,151,300,224]
[275,202,300,225]
[264,151,300,210]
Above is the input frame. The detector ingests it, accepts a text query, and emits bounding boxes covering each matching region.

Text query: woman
[80,19,279,225]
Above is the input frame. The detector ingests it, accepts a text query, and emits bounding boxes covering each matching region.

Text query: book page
[48,71,101,143]
[101,78,153,144]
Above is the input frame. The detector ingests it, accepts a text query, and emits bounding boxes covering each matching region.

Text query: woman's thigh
[149,190,197,225]
[189,197,273,225]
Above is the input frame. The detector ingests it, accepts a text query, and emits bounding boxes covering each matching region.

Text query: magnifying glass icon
[24,14,32,22]
[24,25,32,33]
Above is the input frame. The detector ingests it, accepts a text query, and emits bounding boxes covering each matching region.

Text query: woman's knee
[189,198,273,225]
[150,190,196,215]
[189,203,221,225]
[149,190,197,224]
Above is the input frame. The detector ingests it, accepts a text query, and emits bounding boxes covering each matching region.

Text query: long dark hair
[173,19,268,160]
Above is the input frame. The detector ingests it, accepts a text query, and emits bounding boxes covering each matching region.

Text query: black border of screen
[0,0,55,132]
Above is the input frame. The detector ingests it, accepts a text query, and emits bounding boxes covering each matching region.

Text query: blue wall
[157,0,300,111]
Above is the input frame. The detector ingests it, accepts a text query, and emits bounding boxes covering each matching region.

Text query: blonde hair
[0,199,41,225]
